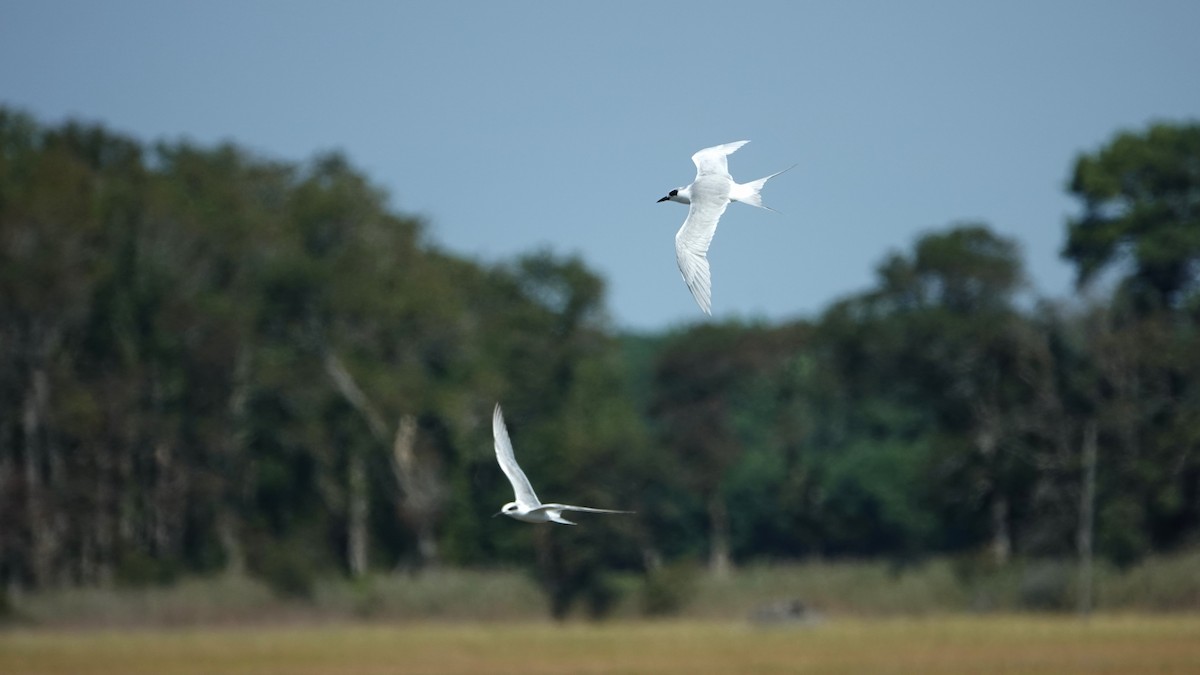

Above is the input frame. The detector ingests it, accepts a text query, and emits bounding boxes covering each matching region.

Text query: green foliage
[1097,499,1152,568]
[818,440,937,556]
[248,538,321,601]
[639,561,700,617]
[1,107,1198,622]
[114,551,181,588]
[534,526,631,620]
[1060,124,1200,560]
[0,108,649,611]
[1064,122,1200,310]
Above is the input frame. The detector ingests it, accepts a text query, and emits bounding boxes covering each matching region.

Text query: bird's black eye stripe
[669,189,678,196]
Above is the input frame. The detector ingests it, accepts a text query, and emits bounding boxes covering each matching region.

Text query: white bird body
[658,140,792,315]
[492,404,631,525]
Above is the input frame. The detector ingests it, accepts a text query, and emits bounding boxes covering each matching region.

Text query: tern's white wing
[493,404,541,508]
[691,140,749,178]
[675,174,733,315]
[539,504,634,514]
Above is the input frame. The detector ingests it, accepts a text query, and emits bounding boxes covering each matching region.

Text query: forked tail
[731,164,796,211]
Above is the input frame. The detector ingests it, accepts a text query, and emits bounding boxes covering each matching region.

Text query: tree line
[1,108,1197,616]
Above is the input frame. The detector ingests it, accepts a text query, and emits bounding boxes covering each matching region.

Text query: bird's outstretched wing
[691,140,749,178]
[493,404,541,508]
[675,177,732,315]
[537,504,634,514]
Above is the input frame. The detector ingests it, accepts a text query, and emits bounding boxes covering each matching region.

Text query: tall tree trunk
[989,494,1011,566]
[93,443,115,587]
[707,493,732,578]
[216,512,245,577]
[323,352,387,439]
[152,440,174,556]
[1,415,14,600]
[1077,419,1098,616]
[641,547,663,572]
[217,346,251,576]
[975,424,1011,567]
[414,523,439,570]
[347,450,368,578]
[324,354,445,574]
[323,352,382,577]
[391,415,441,569]
[22,365,52,588]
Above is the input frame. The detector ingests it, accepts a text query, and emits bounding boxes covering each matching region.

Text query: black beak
[657,195,670,203]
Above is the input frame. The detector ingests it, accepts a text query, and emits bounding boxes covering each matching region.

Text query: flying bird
[657,140,792,315]
[491,403,632,525]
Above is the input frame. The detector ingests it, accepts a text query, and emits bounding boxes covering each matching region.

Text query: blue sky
[3,1,1198,331]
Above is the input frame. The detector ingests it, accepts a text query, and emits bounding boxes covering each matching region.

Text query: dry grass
[5,569,548,629]
[9,551,1200,629]
[2,615,1199,675]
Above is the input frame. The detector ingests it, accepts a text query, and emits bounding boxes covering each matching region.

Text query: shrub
[250,545,318,600]
[640,561,699,617]
[1018,560,1074,611]
[115,550,181,587]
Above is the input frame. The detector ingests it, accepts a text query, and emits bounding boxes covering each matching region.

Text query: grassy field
[8,549,1200,628]
[4,554,1199,673]
[2,615,1199,675]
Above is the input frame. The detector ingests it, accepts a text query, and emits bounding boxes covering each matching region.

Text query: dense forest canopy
[1,108,1198,616]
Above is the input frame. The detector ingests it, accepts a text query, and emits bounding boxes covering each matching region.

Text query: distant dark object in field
[749,599,824,626]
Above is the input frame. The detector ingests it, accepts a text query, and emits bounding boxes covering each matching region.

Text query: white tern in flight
[657,140,792,315]
[491,404,632,525]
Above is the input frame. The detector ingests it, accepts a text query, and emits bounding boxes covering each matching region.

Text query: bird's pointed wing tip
[558,505,636,515]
